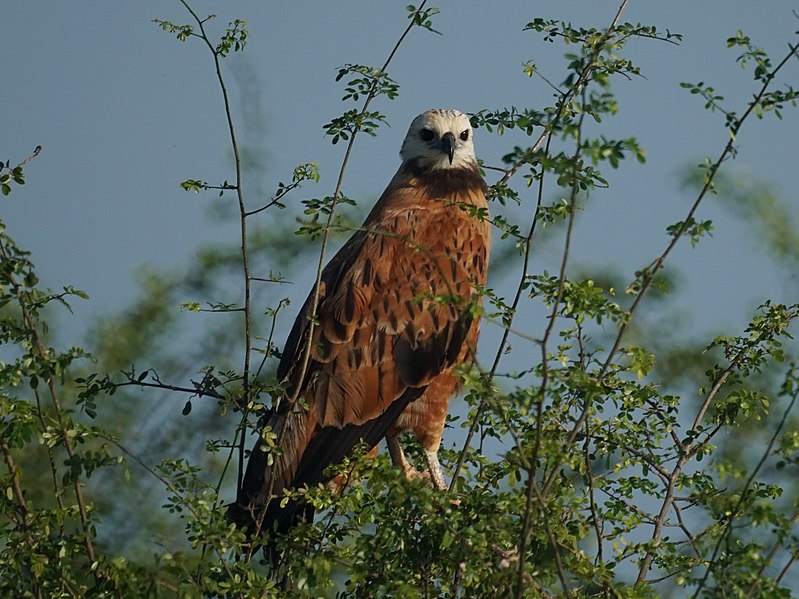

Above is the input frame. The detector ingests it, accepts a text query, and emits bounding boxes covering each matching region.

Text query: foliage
[2,2,799,598]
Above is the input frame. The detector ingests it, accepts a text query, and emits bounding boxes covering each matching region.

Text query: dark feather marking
[406,321,416,345]
[329,319,349,343]
[394,338,431,386]
[315,336,335,362]
[348,347,360,370]
[395,308,473,387]
[362,260,372,286]
[376,359,385,404]
[378,332,387,360]
[344,288,356,323]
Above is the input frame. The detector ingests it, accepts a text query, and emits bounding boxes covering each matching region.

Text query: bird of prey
[228,108,491,540]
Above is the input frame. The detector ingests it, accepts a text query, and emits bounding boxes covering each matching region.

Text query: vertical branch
[514,96,586,599]
[176,1,252,495]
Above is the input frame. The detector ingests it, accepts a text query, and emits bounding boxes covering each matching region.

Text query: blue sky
[3,1,798,353]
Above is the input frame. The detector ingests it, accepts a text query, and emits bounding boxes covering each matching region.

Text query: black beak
[441,132,455,165]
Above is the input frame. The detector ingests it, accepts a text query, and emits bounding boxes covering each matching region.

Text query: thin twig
[6,145,43,170]
[177,0,254,498]
[774,551,799,587]
[672,502,703,560]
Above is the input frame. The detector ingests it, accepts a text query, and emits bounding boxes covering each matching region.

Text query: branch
[115,377,226,400]
[11,145,43,170]
[599,39,799,380]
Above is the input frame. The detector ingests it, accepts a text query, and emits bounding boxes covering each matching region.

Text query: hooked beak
[441,132,455,165]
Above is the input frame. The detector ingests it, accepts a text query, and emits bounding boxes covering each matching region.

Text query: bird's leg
[387,431,450,491]
[386,431,425,481]
[422,447,448,491]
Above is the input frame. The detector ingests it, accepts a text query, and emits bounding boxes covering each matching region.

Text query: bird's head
[400,108,476,171]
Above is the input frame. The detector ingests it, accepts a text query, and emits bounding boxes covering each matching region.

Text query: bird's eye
[420,128,435,142]
[459,129,469,141]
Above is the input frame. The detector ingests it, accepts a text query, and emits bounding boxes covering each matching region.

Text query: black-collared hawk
[228,108,491,539]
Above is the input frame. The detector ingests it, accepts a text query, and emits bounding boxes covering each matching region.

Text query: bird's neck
[403,159,487,199]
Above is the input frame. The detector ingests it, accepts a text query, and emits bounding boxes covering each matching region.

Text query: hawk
[228,108,491,540]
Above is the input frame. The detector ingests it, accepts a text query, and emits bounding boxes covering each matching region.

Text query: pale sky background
[3,0,799,577]
[3,1,798,349]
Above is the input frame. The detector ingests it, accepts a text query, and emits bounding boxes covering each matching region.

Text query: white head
[400,108,477,170]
